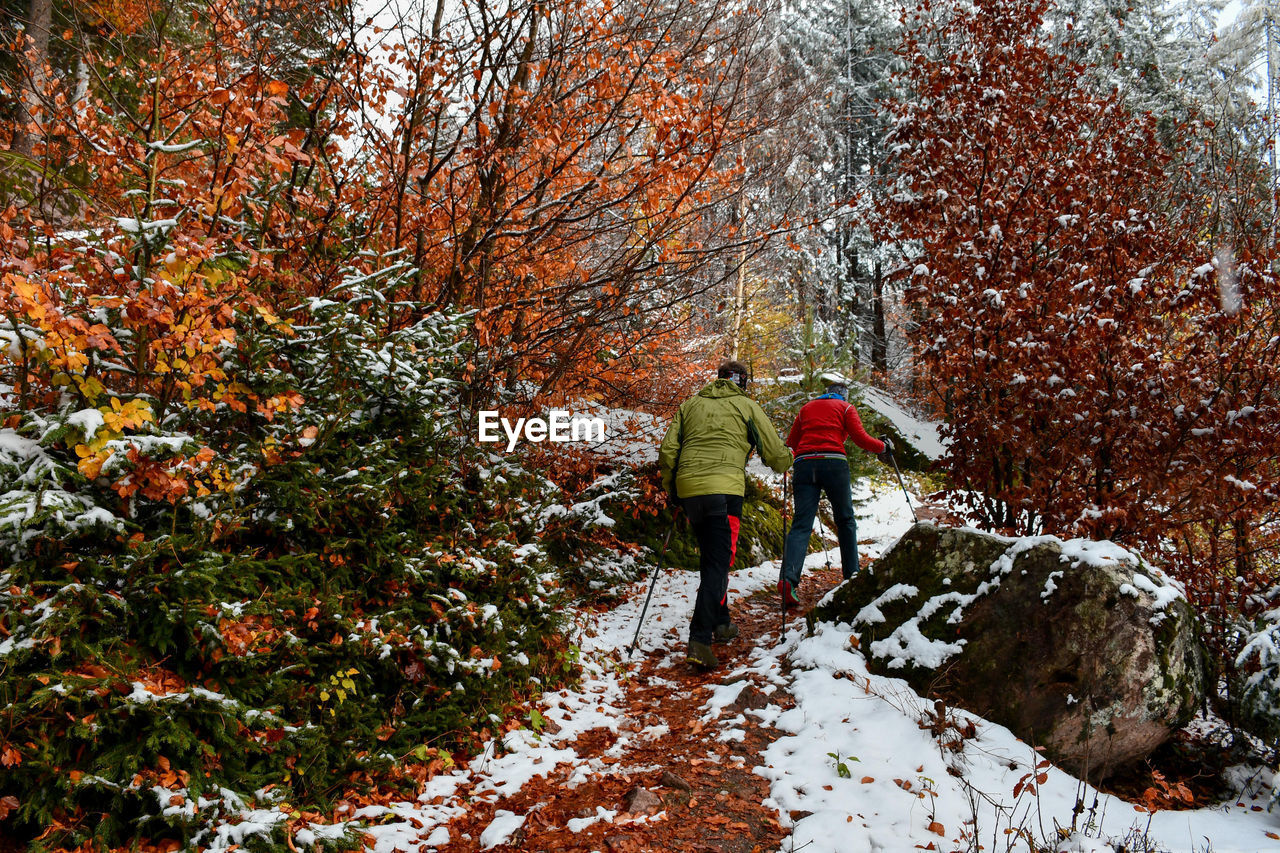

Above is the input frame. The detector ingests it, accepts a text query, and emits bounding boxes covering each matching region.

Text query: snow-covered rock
[810,523,1205,779]
[858,386,948,463]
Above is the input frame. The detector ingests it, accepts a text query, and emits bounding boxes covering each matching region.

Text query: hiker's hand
[877,437,894,465]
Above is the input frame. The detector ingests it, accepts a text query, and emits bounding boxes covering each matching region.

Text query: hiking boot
[713,623,739,643]
[686,640,718,669]
[778,578,801,610]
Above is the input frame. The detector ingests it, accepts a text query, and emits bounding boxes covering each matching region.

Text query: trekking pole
[819,495,833,574]
[780,471,790,646]
[887,448,919,523]
[626,521,677,658]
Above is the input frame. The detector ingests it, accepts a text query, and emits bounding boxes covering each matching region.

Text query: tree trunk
[14,0,54,158]
[842,228,857,326]
[730,191,747,359]
[731,249,746,360]
[871,257,887,370]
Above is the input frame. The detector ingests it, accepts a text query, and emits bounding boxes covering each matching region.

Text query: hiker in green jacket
[658,360,793,669]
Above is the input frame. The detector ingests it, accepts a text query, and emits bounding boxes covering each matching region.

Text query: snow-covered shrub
[1236,602,1280,750]
[0,274,572,849]
[0,421,125,553]
[539,460,652,591]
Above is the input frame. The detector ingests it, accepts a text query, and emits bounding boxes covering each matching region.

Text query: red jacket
[786,396,885,457]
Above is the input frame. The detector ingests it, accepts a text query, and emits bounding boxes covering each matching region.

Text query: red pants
[681,493,743,644]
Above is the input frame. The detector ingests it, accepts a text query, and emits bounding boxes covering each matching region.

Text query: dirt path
[429,564,854,853]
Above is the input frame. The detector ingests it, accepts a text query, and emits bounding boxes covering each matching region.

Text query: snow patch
[479,810,525,849]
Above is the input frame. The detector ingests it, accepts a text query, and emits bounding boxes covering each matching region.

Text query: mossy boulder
[612,472,788,573]
[737,474,787,566]
[811,523,1206,779]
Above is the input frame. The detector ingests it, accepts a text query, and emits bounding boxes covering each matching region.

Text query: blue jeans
[781,457,858,584]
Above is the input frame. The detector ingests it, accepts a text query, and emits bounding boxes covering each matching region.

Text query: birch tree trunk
[14,0,54,158]
[730,192,748,360]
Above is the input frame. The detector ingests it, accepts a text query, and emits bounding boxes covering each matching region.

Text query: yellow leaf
[251,304,289,332]
[76,376,105,402]
[78,451,107,479]
[86,429,117,453]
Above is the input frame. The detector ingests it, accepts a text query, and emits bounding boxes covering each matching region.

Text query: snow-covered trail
[356,480,1279,853]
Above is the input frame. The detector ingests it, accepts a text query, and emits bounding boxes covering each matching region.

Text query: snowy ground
[346,477,1278,853]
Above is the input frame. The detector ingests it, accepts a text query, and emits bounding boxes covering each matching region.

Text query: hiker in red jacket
[778,373,893,607]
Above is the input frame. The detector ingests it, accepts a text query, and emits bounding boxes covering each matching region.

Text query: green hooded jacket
[658,379,793,499]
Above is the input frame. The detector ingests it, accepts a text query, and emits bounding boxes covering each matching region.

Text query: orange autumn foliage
[349,0,770,405]
[5,0,773,435]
